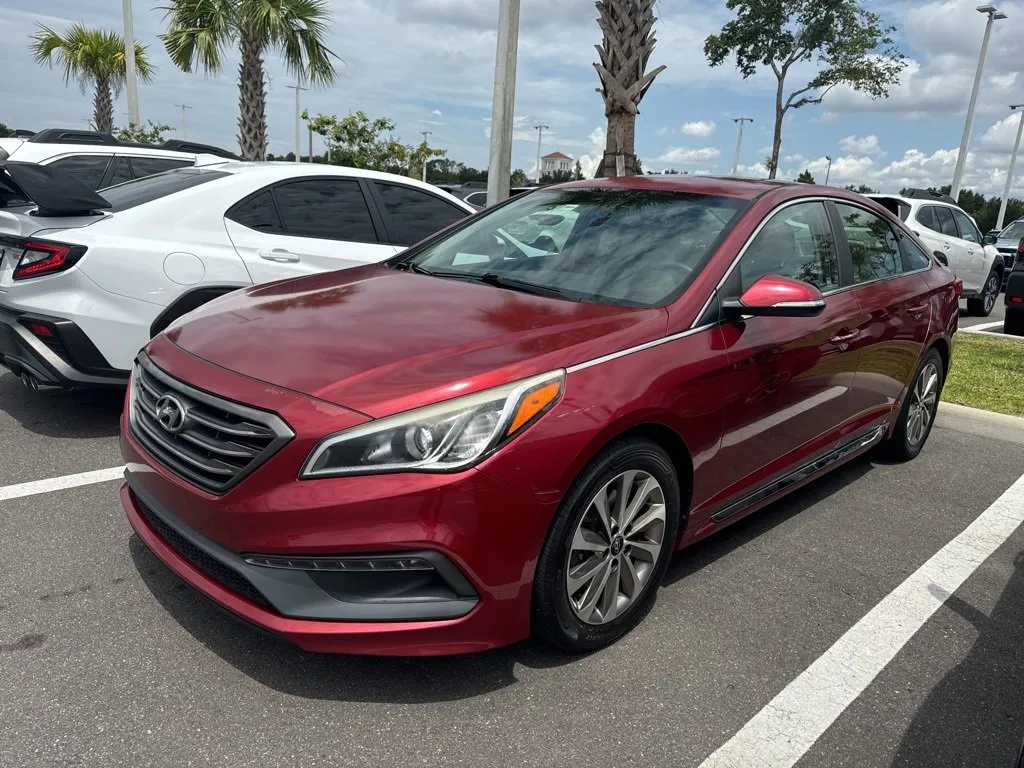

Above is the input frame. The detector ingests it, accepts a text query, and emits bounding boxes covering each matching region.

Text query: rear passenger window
[106,157,133,187]
[915,206,937,232]
[373,183,468,245]
[739,202,840,292]
[835,203,904,282]
[933,206,959,238]
[47,155,111,189]
[226,191,283,233]
[273,179,378,242]
[130,157,192,178]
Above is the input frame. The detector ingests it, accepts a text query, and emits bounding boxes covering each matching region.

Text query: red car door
[829,201,932,436]
[698,200,864,519]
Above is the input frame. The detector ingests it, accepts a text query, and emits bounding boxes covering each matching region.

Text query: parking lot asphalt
[3,366,1024,768]
[959,299,1006,329]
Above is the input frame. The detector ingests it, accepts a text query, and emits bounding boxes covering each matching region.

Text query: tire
[532,437,681,653]
[881,348,944,462]
[966,269,1001,317]
[1006,309,1024,337]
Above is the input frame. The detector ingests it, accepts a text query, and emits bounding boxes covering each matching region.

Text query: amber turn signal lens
[507,381,562,436]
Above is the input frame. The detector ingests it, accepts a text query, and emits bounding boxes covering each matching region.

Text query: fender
[150,285,247,338]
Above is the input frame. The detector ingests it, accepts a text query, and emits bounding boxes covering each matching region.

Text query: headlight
[301,370,565,478]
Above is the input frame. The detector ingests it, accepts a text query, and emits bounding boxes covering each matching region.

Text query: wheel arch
[149,285,247,338]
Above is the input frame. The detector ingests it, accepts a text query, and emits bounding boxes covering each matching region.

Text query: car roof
[205,161,476,196]
[554,174,796,200]
[7,140,203,162]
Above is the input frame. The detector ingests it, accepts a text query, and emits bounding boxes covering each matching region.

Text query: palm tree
[30,25,155,133]
[592,0,666,177]
[161,0,338,161]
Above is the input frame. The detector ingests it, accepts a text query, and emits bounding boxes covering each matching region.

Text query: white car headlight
[301,370,565,478]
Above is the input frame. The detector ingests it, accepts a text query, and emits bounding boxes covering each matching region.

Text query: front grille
[129,353,293,494]
[999,249,1016,271]
[136,496,272,609]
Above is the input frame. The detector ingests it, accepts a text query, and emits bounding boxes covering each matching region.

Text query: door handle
[908,303,928,316]
[829,329,859,344]
[259,249,300,263]
[942,242,951,250]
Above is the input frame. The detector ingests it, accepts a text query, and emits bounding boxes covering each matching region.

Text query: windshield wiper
[397,265,573,300]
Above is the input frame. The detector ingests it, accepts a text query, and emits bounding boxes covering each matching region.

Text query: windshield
[99,167,229,212]
[1000,221,1024,241]
[404,188,746,306]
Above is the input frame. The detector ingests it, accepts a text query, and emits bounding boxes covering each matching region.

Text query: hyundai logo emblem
[154,394,187,433]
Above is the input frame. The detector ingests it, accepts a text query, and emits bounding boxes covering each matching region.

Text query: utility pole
[286,83,307,161]
[534,123,549,183]
[951,4,1007,200]
[731,117,753,176]
[997,104,1024,231]
[420,130,433,182]
[173,104,192,140]
[486,0,521,207]
[122,0,140,126]
[308,124,313,163]
[825,155,833,185]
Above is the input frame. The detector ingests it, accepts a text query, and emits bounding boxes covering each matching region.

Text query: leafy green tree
[161,0,338,161]
[114,120,174,144]
[0,122,12,138]
[408,139,447,181]
[510,169,528,187]
[705,0,906,179]
[540,170,575,184]
[30,24,155,132]
[303,111,408,171]
[796,169,815,183]
[843,183,876,194]
[573,159,584,181]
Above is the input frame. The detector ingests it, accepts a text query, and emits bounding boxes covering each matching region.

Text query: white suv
[0,128,239,190]
[868,190,1003,316]
[0,159,474,391]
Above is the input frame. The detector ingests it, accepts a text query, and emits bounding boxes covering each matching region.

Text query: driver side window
[739,202,840,292]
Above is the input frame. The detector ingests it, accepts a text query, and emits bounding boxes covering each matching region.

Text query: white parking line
[0,467,125,502]
[700,470,1024,768]
[962,320,1004,333]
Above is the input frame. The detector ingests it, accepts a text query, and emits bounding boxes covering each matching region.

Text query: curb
[940,401,1024,427]
[937,401,1024,447]
[960,320,1024,341]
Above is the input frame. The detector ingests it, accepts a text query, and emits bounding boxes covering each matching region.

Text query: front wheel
[966,270,1001,317]
[532,438,681,652]
[881,348,944,462]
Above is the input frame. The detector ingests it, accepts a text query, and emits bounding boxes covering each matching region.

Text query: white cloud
[681,120,716,137]
[839,135,882,155]
[577,127,606,179]
[979,113,1024,153]
[657,147,721,164]
[431,109,443,116]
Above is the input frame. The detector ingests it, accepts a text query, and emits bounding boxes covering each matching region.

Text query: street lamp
[950,4,1008,201]
[825,156,833,185]
[731,117,753,176]
[534,123,549,183]
[997,104,1024,231]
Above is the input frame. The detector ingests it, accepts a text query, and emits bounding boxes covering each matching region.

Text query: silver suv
[868,190,1003,317]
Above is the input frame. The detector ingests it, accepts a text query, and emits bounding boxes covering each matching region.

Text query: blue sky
[2,0,1022,195]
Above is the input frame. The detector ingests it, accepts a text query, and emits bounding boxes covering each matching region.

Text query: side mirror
[984,232,999,245]
[933,250,948,267]
[722,275,826,319]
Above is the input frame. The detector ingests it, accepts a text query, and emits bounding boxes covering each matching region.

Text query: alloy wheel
[984,274,999,313]
[565,470,667,625]
[906,361,940,446]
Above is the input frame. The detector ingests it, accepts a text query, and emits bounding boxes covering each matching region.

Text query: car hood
[165,265,666,417]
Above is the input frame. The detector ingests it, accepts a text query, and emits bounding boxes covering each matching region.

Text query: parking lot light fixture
[950,5,1008,201]
[997,104,1024,231]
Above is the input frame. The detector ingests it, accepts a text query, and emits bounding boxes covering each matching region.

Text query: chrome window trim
[565,323,716,374]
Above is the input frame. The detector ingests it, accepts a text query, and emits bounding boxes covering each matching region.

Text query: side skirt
[711,425,888,523]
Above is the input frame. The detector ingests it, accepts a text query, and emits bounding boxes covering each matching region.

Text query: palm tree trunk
[601,111,638,177]
[93,76,113,133]
[237,31,267,161]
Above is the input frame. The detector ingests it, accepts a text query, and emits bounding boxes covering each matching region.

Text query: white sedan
[0,160,475,390]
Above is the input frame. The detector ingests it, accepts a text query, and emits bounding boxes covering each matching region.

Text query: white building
[541,151,573,176]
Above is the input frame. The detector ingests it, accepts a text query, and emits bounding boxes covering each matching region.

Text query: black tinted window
[899,234,932,270]
[47,155,111,189]
[99,168,230,211]
[951,209,980,243]
[106,157,133,187]
[273,179,377,242]
[836,203,904,282]
[916,206,937,231]
[934,206,959,238]
[227,191,283,233]
[130,157,192,178]
[740,202,839,292]
[375,183,468,244]
[409,188,745,307]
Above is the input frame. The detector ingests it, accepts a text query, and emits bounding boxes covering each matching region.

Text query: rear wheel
[1006,308,1024,337]
[882,348,944,462]
[532,438,681,652]
[966,270,1000,316]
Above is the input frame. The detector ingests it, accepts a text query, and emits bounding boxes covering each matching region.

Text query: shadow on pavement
[129,537,577,704]
[0,370,124,438]
[890,549,1024,768]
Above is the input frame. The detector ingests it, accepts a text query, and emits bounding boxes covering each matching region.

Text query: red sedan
[119,176,960,656]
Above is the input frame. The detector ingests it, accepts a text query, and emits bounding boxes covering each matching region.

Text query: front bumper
[0,304,127,388]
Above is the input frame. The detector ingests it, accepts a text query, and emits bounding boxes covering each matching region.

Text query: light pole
[486,0,521,207]
[286,83,307,161]
[420,130,432,182]
[825,155,833,185]
[534,123,549,183]
[997,104,1024,231]
[173,104,192,140]
[122,0,140,126]
[731,117,753,176]
[951,4,1008,201]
